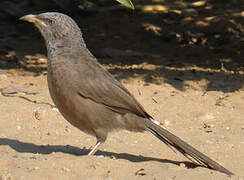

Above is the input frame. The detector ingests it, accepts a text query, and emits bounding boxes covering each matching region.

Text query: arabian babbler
[20,12,233,175]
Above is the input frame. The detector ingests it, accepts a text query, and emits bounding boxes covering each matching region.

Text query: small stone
[97,155,105,158]
[33,167,40,170]
[164,119,171,127]
[65,126,71,132]
[135,168,146,176]
[180,163,186,168]
[52,107,59,112]
[34,109,42,120]
[62,167,70,172]
[152,119,160,125]
[110,155,117,160]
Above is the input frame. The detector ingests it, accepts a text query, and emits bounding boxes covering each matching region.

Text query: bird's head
[20,12,83,47]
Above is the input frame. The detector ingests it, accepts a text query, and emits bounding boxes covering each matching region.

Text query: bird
[20,12,233,176]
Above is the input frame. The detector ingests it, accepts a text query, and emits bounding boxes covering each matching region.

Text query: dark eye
[47,19,54,24]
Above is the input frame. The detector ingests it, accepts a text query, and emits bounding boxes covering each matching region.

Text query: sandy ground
[0,72,243,180]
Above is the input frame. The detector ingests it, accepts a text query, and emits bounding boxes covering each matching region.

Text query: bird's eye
[47,19,54,24]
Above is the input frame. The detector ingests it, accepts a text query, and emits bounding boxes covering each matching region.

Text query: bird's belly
[47,64,146,139]
[47,72,95,136]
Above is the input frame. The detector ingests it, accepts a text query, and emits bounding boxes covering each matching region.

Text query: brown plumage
[20,12,233,176]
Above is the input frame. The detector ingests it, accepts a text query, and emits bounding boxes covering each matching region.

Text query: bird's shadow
[0,138,200,169]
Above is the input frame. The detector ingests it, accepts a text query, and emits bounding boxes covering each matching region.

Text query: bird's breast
[47,58,75,105]
[47,59,94,133]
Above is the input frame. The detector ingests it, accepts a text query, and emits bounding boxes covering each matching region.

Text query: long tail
[145,119,233,176]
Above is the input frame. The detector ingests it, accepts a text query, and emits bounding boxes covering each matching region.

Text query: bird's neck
[45,36,90,62]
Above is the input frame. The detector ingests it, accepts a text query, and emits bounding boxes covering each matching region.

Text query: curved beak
[20,14,46,27]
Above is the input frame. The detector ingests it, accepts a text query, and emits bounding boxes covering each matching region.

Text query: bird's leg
[88,140,103,155]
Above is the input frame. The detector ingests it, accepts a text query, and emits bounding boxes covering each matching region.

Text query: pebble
[34,108,48,120]
[62,167,70,172]
[34,109,42,120]
[33,167,40,170]
[52,107,59,112]
[164,119,171,127]
[65,126,71,133]
[152,119,160,125]
[135,168,146,176]
[179,163,186,168]
[97,155,105,158]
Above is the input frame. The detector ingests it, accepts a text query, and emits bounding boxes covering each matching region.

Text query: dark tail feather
[145,120,234,176]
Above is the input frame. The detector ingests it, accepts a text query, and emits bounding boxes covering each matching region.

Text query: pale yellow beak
[20,14,46,27]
